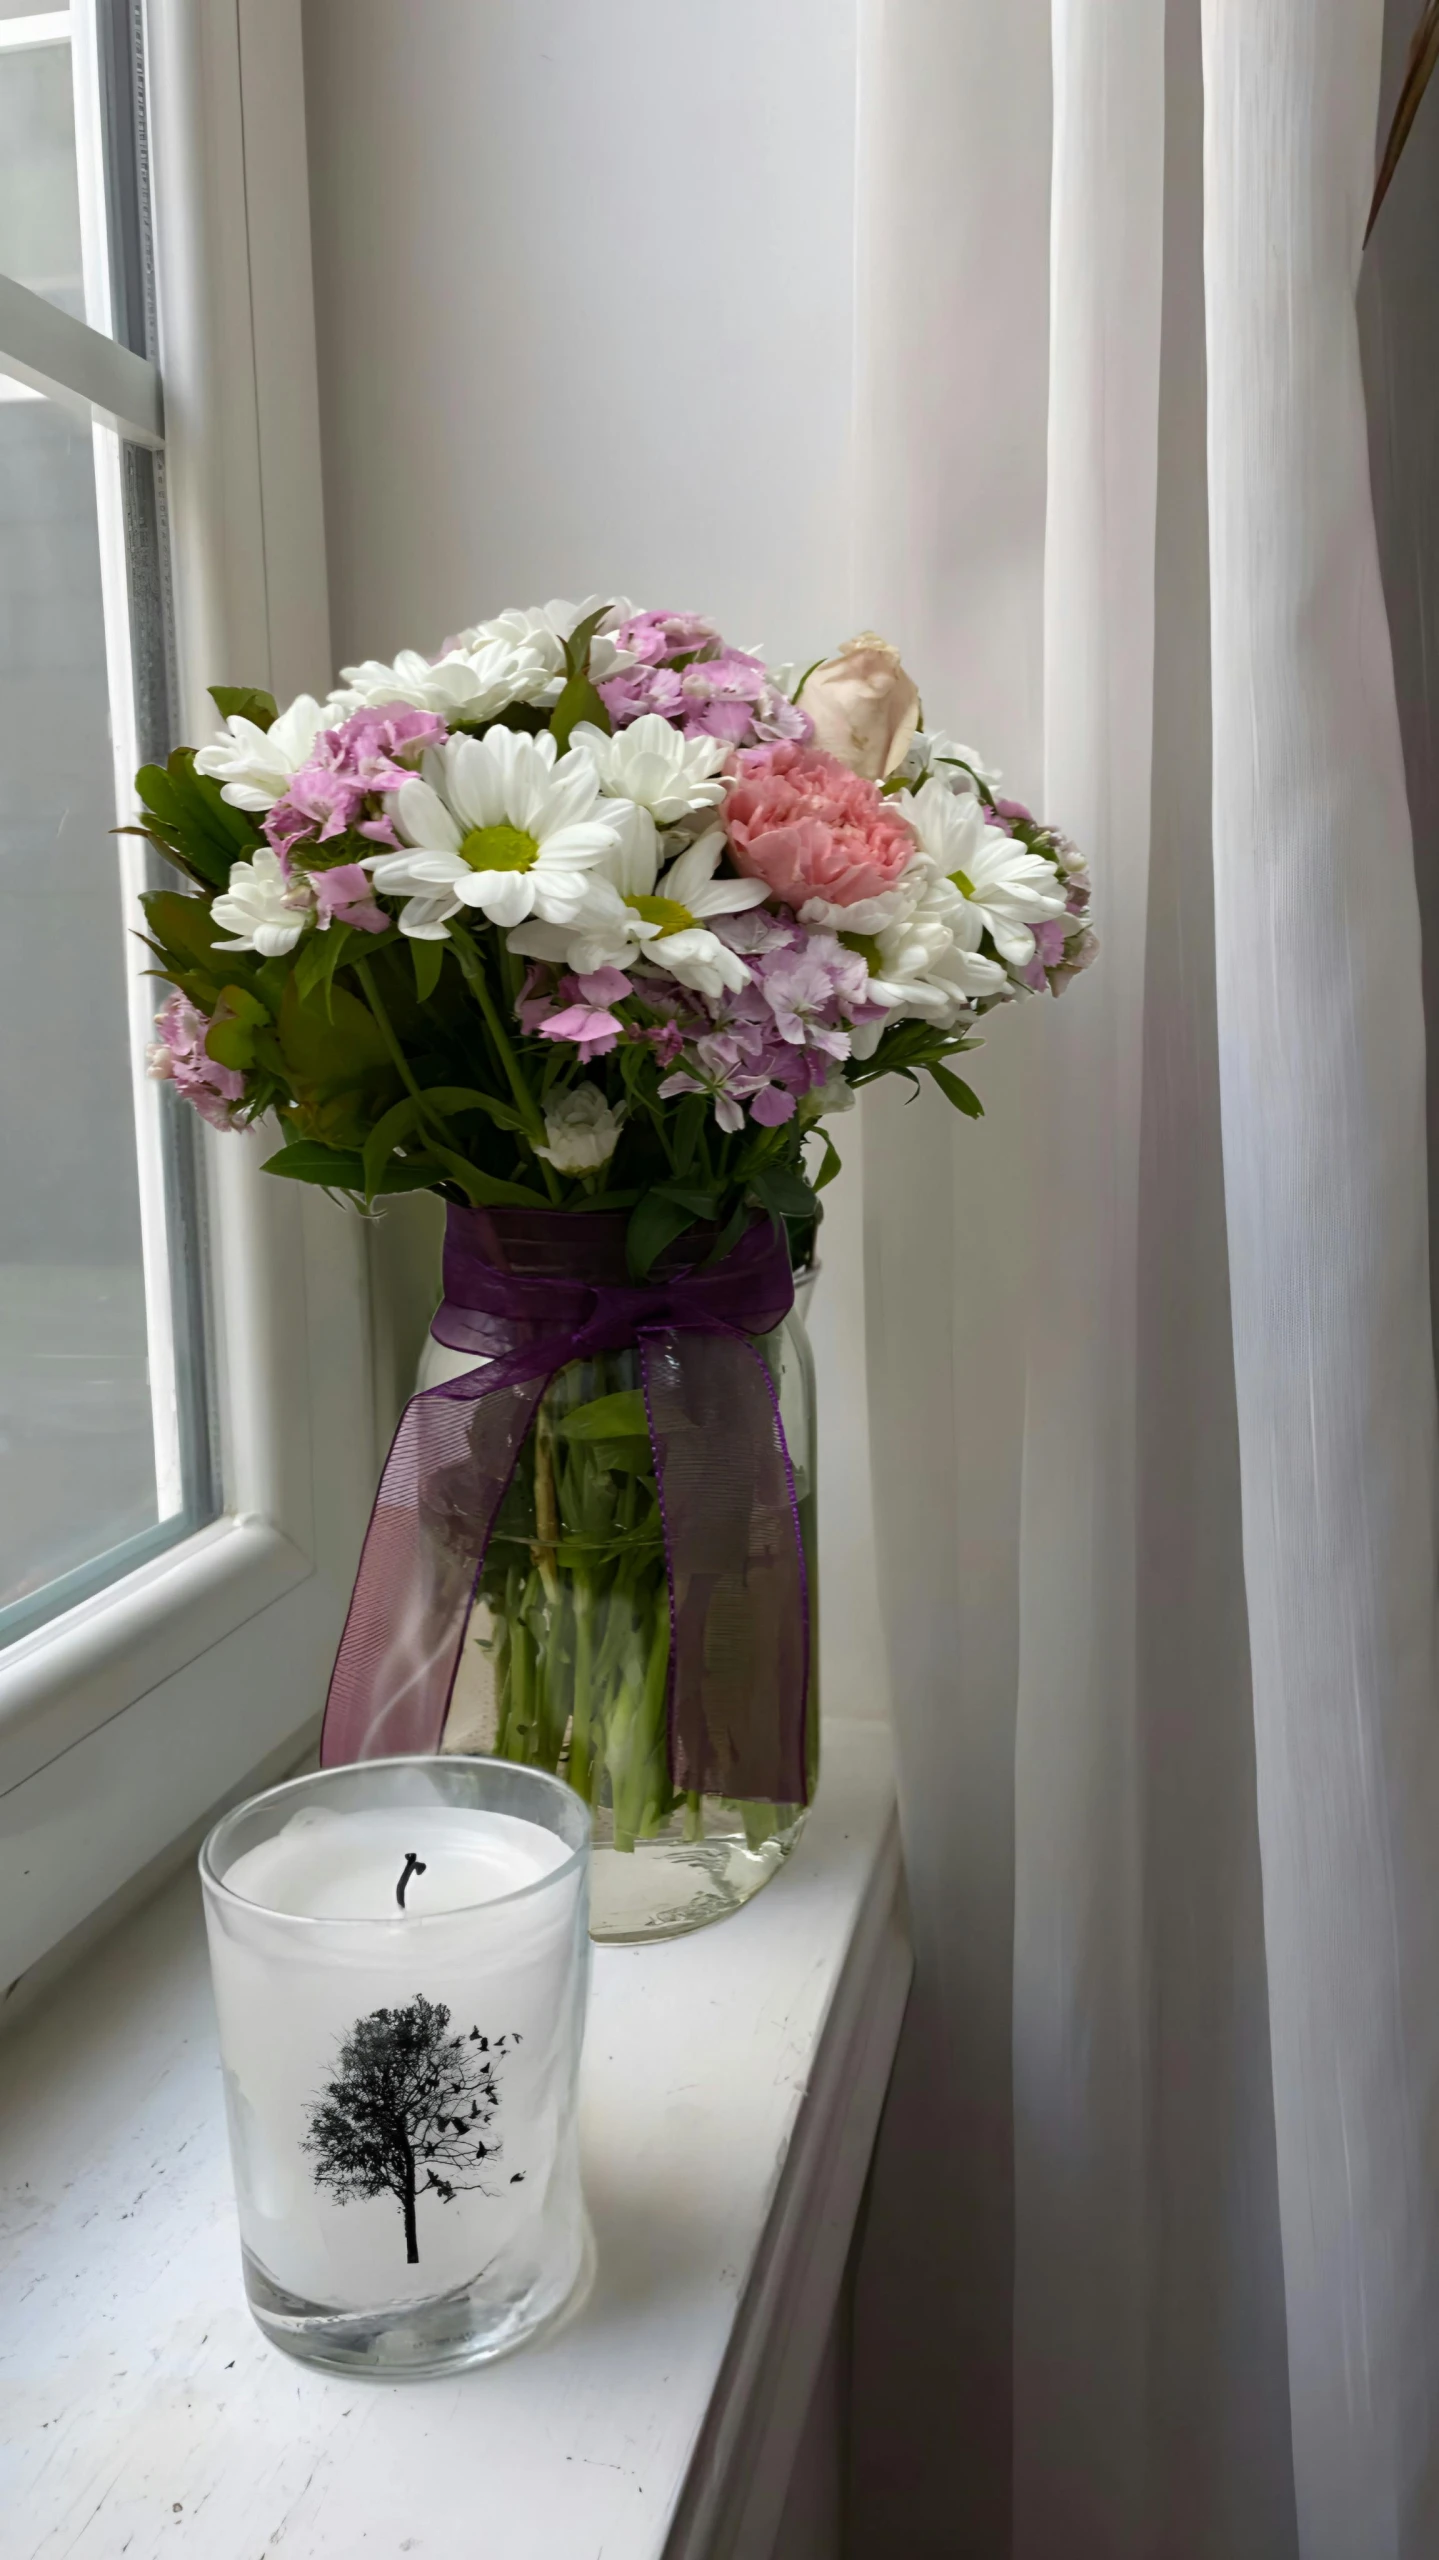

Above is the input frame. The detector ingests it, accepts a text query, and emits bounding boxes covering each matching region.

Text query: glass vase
[417,1302,819,1943]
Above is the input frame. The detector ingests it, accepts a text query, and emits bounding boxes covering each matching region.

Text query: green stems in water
[474,1353,794,1858]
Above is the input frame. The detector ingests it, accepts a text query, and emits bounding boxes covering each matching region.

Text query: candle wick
[396,1852,427,1911]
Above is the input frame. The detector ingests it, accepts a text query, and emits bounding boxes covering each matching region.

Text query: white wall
[301,0,887,1711]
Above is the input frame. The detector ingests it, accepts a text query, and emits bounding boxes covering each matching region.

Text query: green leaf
[549,604,615,752]
[655,1180,719,1218]
[133,761,234,891]
[362,1095,423,1201]
[556,1389,650,1442]
[294,924,355,1017]
[373,1157,447,1194]
[217,982,269,1027]
[671,1090,707,1177]
[562,603,612,681]
[205,1019,257,1071]
[418,1083,530,1136]
[411,934,444,1001]
[166,748,261,857]
[141,888,231,971]
[927,1060,984,1119]
[585,1439,656,1475]
[627,1190,699,1280]
[136,763,184,827]
[261,1140,366,1190]
[809,1128,844,1191]
[749,1162,818,1221]
[277,974,392,1086]
[703,1198,750,1267]
[208,685,278,732]
[550,668,610,753]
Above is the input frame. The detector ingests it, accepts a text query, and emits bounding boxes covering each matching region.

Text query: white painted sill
[1,1719,909,2560]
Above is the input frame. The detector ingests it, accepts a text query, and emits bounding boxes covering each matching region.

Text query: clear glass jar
[418,1304,819,1943]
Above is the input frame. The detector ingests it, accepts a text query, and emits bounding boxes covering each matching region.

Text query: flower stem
[354,957,441,1126]
[448,923,563,1202]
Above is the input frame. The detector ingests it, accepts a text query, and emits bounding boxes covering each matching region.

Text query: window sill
[1,1717,908,2560]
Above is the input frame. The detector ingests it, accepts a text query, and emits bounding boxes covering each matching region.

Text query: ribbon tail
[320,1365,549,1767]
[641,1328,810,1806]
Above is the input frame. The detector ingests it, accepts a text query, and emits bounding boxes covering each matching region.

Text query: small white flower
[568,715,728,823]
[892,731,1002,795]
[336,636,551,724]
[211,848,314,956]
[907,777,1066,968]
[534,1082,624,1175]
[509,820,768,1000]
[454,598,636,698]
[194,694,327,812]
[365,726,619,938]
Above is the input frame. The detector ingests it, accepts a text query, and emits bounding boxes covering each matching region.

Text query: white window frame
[0,0,378,1992]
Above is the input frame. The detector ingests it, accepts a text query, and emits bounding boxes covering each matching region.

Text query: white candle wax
[223,1805,571,1918]
[204,1790,587,2320]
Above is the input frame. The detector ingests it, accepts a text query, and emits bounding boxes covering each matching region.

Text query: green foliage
[549,602,614,752]
[411,935,444,1001]
[926,1059,984,1118]
[626,1188,703,1280]
[262,1138,446,1195]
[132,748,262,893]
[748,1160,817,1222]
[293,925,356,1016]
[208,684,278,731]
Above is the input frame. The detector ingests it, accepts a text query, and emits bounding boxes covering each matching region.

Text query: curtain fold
[857,0,1439,2550]
[1203,2,1439,2549]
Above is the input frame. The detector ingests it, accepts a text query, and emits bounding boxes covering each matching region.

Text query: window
[0,0,377,1996]
[0,0,214,1649]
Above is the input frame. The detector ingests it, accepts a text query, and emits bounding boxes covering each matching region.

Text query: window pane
[0,379,190,1626]
[0,13,85,323]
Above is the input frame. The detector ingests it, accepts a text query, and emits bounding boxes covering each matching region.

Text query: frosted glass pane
[0,383,164,1616]
[0,21,84,324]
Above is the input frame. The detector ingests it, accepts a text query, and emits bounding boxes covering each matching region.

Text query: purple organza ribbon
[319,1206,811,1806]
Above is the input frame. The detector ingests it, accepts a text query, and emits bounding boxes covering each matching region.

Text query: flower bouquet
[136,600,1092,1937]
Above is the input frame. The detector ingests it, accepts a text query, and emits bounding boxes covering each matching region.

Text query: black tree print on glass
[302,1995,524,2265]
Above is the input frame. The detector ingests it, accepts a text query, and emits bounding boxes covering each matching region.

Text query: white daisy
[194,694,326,812]
[862,868,1007,1025]
[568,714,728,823]
[335,636,551,725]
[510,817,768,1000]
[907,776,1066,968]
[211,848,314,956]
[365,726,619,939]
[454,597,636,698]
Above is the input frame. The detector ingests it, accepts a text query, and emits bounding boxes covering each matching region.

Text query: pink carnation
[146,991,247,1130]
[723,741,918,911]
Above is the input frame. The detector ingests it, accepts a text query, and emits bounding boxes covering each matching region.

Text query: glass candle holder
[200,1755,591,2377]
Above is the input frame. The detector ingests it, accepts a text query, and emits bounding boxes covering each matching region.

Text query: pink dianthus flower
[146,991,247,1130]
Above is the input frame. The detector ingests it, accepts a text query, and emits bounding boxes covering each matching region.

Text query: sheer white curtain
[853,2,1439,2553]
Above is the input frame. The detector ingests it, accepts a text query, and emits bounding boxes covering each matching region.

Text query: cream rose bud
[534,1083,624,1175]
[797,633,921,781]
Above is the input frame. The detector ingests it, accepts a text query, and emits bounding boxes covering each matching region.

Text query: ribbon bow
[320,1207,811,1807]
